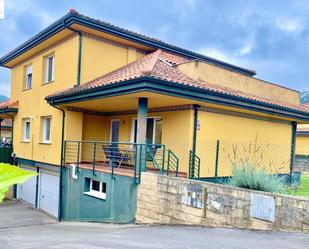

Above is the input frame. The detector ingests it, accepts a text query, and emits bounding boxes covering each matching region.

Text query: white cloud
[274,16,304,34]
[239,40,254,56]
[198,47,241,65]
[181,0,199,10]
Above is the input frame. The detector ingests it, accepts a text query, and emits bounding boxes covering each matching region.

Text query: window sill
[23,88,32,92]
[39,142,52,145]
[42,80,54,86]
[83,191,106,200]
[20,141,30,143]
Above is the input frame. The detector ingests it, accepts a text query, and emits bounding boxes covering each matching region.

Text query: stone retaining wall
[295,156,309,172]
[136,173,309,233]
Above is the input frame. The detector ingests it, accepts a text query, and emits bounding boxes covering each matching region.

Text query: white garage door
[17,166,37,206]
[39,171,59,217]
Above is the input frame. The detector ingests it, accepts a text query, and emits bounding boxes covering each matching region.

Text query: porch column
[137,98,148,144]
[137,98,148,172]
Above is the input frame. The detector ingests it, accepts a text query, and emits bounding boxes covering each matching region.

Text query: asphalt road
[0,200,308,249]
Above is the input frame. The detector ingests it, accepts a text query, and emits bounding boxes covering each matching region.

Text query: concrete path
[0,200,308,249]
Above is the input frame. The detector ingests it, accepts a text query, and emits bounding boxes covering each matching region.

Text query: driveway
[0,200,308,249]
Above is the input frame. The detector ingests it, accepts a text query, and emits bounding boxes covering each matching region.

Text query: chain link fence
[194,140,294,181]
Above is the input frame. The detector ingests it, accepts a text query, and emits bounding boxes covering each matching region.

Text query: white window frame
[23,119,31,142]
[25,64,32,89]
[44,54,55,83]
[84,179,106,200]
[130,117,160,144]
[42,116,52,143]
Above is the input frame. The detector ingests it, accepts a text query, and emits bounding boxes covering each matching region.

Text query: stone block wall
[136,173,309,233]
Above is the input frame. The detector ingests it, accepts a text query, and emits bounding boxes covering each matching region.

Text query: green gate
[0,146,13,163]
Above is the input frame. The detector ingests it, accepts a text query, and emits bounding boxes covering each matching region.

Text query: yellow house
[296,107,309,171]
[0,9,309,222]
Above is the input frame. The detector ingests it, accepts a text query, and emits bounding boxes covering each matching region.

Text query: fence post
[167,150,170,176]
[162,145,166,175]
[215,140,220,179]
[76,141,80,172]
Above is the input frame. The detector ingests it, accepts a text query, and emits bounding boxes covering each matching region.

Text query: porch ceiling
[59,91,300,123]
[61,92,193,112]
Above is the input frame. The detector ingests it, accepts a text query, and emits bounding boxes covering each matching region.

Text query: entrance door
[110,120,120,142]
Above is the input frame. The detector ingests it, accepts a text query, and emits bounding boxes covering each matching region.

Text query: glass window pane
[48,57,53,81]
[146,118,154,144]
[25,121,30,140]
[91,180,100,191]
[44,118,51,142]
[155,118,163,144]
[45,56,54,82]
[101,182,106,193]
[25,65,32,89]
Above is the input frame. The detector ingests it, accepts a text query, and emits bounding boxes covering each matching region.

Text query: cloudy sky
[0,0,308,97]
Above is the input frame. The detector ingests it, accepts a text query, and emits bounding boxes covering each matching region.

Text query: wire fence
[170,139,298,181]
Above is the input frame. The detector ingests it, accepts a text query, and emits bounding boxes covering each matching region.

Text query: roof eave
[0,108,18,115]
[45,77,309,122]
[0,12,255,76]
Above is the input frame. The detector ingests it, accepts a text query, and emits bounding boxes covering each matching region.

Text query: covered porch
[60,92,195,180]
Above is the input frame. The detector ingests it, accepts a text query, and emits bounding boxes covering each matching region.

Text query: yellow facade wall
[11,35,79,165]
[177,61,300,105]
[80,110,193,174]
[196,111,292,177]
[80,35,144,85]
[296,136,309,155]
[10,33,146,166]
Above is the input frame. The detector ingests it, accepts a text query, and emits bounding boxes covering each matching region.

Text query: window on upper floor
[24,64,32,90]
[44,54,54,83]
[41,116,52,143]
[22,119,31,142]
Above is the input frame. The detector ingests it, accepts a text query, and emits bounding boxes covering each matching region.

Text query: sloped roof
[0,99,18,109]
[0,9,256,76]
[47,50,309,114]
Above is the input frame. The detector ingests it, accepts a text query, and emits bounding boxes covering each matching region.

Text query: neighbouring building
[0,118,12,141]
[0,10,308,221]
[296,103,309,171]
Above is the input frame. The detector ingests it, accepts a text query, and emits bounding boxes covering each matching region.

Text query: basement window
[84,178,106,200]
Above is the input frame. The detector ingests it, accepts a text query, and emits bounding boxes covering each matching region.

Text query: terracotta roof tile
[47,50,309,115]
[0,99,18,109]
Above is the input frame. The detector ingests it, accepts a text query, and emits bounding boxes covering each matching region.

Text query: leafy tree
[0,163,37,203]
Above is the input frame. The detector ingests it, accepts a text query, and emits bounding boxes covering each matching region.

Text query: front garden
[287,173,309,197]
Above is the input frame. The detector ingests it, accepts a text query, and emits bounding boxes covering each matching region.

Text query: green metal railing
[64,141,179,184]
[167,149,179,177]
[189,150,200,179]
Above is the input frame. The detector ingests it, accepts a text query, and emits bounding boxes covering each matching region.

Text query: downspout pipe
[192,104,200,155]
[50,101,66,221]
[191,104,200,178]
[67,27,82,86]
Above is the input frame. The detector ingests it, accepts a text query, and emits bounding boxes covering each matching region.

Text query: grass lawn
[287,173,309,197]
